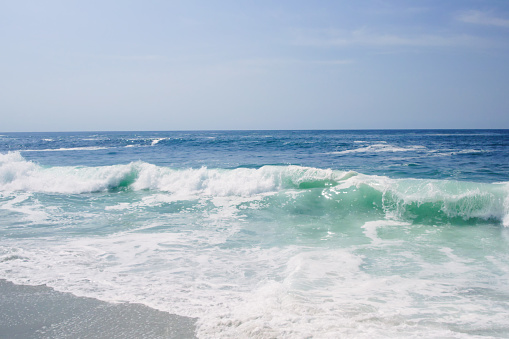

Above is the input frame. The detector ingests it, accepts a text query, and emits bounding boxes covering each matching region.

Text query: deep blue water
[2,129,508,181]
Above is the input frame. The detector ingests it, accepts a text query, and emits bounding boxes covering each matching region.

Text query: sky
[1,0,509,131]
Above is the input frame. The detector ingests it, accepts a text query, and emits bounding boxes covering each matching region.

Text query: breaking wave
[1,152,508,226]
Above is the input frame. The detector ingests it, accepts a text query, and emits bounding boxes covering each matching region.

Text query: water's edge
[0,279,197,339]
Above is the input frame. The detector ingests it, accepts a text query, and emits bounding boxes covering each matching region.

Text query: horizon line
[2,128,508,134]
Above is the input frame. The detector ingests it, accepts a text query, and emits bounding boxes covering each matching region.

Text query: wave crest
[0,152,353,196]
[1,152,508,226]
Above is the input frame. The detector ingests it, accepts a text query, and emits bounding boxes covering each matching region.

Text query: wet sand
[0,279,197,339]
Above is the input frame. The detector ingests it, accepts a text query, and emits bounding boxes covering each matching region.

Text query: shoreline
[0,279,197,339]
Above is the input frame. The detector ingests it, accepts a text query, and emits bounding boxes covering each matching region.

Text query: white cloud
[458,10,509,28]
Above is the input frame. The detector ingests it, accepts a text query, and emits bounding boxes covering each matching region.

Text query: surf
[1,152,508,226]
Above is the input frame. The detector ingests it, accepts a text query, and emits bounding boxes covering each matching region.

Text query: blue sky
[1,0,509,131]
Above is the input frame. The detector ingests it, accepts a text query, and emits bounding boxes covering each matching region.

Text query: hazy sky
[1,0,509,131]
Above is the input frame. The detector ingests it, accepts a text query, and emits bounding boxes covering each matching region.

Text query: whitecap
[21,146,109,152]
[332,144,426,155]
[151,138,167,146]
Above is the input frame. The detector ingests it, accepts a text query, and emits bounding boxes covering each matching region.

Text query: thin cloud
[294,28,486,48]
[104,55,166,61]
[85,54,166,61]
[236,58,354,67]
[312,59,354,65]
[457,10,509,28]
[368,5,430,16]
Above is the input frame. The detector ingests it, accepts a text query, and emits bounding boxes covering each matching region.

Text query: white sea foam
[2,152,508,224]
[456,149,485,154]
[503,188,509,227]
[1,161,508,336]
[0,152,135,193]
[0,193,49,224]
[21,146,108,152]
[0,152,350,196]
[132,164,351,197]
[2,229,507,338]
[332,144,426,155]
[151,138,167,146]
[361,220,409,245]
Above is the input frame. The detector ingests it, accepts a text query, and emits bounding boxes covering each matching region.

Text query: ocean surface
[1,130,509,338]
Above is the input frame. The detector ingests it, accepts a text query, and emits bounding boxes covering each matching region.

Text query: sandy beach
[0,279,197,339]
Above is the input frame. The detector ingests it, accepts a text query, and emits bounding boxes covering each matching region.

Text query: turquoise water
[1,130,509,337]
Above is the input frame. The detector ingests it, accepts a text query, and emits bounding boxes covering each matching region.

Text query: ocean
[0,130,508,338]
